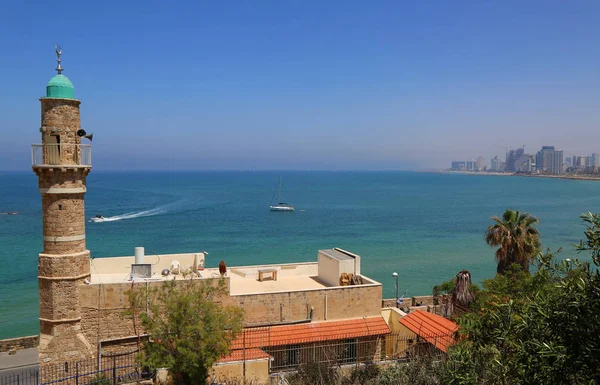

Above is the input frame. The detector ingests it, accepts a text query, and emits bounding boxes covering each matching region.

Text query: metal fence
[235,330,453,373]
[1,332,453,384]
[0,368,39,385]
[0,352,148,385]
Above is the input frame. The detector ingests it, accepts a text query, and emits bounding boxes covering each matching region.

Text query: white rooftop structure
[89,248,379,296]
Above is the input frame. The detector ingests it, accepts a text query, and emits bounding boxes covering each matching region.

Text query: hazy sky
[2,1,600,170]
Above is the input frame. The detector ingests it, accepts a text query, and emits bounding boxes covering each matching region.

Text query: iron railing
[31,144,91,167]
[230,328,453,373]
[0,332,453,384]
[0,352,147,385]
[0,367,38,385]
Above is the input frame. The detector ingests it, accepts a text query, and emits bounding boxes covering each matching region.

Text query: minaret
[32,46,94,364]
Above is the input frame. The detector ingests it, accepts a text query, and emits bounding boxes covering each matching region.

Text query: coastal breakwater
[436,170,600,181]
[0,335,38,353]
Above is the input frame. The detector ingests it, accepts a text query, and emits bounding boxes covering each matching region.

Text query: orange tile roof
[232,317,390,349]
[398,310,458,353]
[218,348,270,363]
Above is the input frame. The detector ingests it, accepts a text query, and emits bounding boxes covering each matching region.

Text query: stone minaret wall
[33,97,93,365]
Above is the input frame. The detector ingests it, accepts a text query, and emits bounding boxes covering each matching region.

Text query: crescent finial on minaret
[55,44,63,75]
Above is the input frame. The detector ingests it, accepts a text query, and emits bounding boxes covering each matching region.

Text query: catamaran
[270,177,294,212]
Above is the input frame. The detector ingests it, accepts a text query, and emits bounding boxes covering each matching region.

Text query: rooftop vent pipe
[135,247,145,265]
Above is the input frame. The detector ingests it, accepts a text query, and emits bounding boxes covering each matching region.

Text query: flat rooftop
[89,251,379,295]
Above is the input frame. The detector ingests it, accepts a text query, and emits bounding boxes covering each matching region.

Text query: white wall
[318,251,341,286]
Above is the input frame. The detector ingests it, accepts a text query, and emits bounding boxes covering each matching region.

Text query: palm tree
[485,209,541,274]
[453,270,474,308]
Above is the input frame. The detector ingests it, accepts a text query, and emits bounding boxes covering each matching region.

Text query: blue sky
[2,1,599,170]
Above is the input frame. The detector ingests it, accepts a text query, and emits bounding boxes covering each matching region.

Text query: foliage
[286,359,445,385]
[433,278,456,297]
[485,209,541,274]
[87,373,111,385]
[287,362,339,385]
[127,278,244,385]
[378,358,446,385]
[445,212,600,384]
[343,362,380,385]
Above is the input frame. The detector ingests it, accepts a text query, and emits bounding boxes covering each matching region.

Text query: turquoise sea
[1,171,598,339]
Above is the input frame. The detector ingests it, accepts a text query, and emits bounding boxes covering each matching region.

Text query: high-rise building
[476,156,485,171]
[593,153,600,167]
[573,156,584,168]
[506,148,526,172]
[451,161,466,170]
[514,155,534,172]
[565,156,572,168]
[536,146,556,173]
[505,149,516,172]
[552,150,563,175]
[490,156,500,171]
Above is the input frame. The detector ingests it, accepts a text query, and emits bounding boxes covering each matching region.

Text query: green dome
[46,74,75,99]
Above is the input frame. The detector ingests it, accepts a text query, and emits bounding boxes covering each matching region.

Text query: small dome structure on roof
[46,74,74,99]
[45,45,75,99]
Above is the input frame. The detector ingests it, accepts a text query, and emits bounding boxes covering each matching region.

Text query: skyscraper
[476,156,485,171]
[536,146,556,173]
[552,150,563,175]
[490,156,500,171]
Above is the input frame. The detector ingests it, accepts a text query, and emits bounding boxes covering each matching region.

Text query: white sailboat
[270,177,294,212]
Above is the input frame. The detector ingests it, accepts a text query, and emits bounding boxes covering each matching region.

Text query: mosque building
[27,48,454,384]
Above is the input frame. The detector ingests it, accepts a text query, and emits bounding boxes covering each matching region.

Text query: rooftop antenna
[55,44,63,75]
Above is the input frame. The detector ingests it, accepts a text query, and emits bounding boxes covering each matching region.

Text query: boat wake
[90,207,166,223]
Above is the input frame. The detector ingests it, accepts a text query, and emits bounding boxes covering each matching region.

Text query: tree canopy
[129,278,244,385]
[485,209,541,274]
[444,212,600,384]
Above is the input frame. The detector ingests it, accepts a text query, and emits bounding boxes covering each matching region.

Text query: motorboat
[90,215,105,222]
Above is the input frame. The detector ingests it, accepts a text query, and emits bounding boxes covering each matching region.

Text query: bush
[287,362,339,385]
[87,373,111,385]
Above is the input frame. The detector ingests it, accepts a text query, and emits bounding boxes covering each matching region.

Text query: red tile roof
[398,310,458,352]
[218,348,270,363]
[231,317,390,349]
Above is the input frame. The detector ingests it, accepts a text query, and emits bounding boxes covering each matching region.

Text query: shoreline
[433,170,600,182]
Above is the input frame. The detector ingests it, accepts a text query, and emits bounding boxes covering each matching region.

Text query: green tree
[445,212,600,384]
[129,278,244,385]
[485,209,541,274]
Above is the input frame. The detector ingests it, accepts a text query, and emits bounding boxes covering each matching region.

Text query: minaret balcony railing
[31,144,92,167]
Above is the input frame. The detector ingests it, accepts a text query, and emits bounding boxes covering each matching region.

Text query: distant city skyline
[450,143,600,175]
[2,1,600,171]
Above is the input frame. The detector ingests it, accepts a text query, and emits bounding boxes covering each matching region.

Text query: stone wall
[42,194,86,238]
[234,284,382,324]
[35,169,89,190]
[411,295,435,306]
[40,98,81,138]
[76,277,382,354]
[0,336,38,353]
